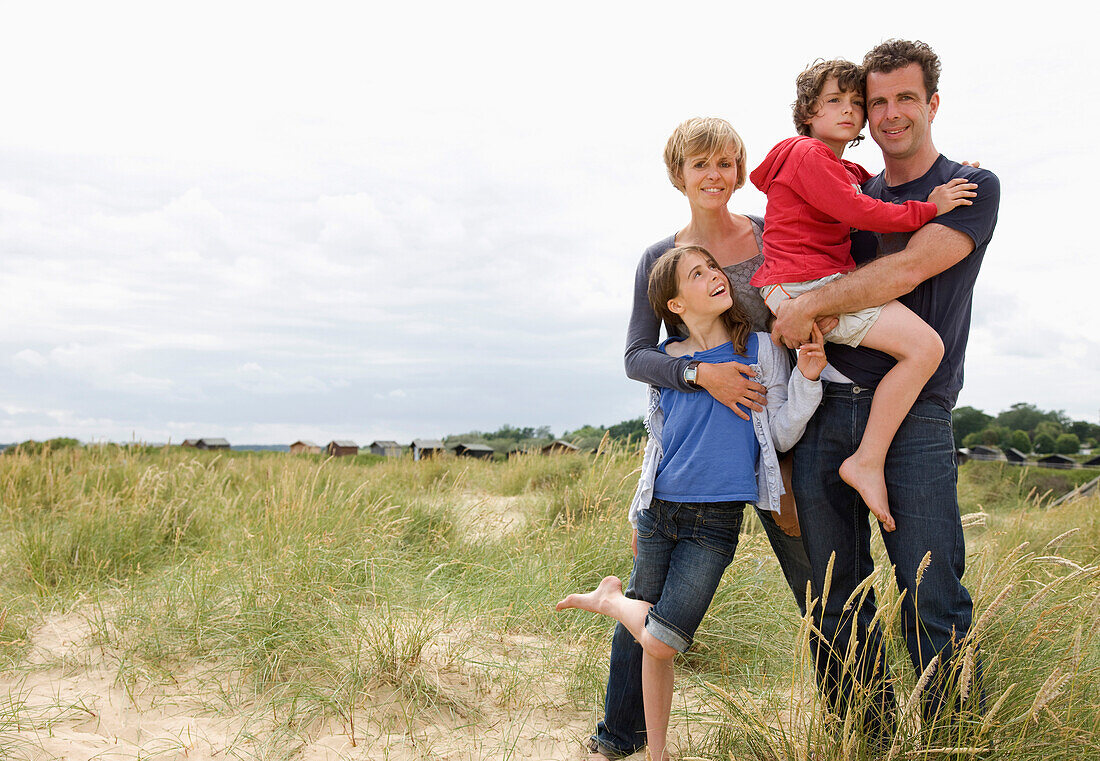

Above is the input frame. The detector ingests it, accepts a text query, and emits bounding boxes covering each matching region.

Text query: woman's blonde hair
[663,117,747,194]
[647,245,751,354]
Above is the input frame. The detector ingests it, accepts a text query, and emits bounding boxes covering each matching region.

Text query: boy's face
[804,76,865,149]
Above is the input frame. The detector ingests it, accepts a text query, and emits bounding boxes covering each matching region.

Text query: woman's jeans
[592,500,811,758]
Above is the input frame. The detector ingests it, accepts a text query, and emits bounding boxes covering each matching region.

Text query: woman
[588,117,822,761]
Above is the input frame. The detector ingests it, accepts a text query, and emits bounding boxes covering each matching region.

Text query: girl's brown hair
[647,245,751,354]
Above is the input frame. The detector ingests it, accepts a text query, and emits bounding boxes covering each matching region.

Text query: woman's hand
[796,324,827,381]
[695,361,767,420]
[631,528,638,558]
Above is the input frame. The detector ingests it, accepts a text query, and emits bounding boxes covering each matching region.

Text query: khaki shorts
[761,274,882,347]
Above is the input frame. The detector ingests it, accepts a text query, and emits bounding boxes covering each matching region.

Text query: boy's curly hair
[862,38,941,101]
[792,59,865,145]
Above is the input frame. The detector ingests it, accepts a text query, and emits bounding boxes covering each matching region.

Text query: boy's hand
[928,177,978,216]
[796,324,827,381]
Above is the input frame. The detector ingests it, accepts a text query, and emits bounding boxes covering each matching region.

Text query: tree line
[952,402,1098,455]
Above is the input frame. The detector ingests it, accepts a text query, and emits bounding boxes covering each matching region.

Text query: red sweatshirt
[749,136,937,287]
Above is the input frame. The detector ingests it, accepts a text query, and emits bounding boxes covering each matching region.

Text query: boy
[749,59,976,530]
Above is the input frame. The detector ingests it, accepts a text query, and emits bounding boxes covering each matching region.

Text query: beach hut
[180,439,200,448]
[1084,454,1100,467]
[411,439,446,461]
[1003,447,1029,464]
[1038,453,1077,470]
[289,440,322,455]
[326,440,359,457]
[369,440,403,457]
[542,440,580,455]
[967,445,1003,461]
[195,438,230,450]
[452,443,494,459]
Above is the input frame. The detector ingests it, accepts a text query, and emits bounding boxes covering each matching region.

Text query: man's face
[865,62,939,161]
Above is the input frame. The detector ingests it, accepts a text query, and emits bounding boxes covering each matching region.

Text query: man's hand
[771,295,816,349]
[695,361,767,420]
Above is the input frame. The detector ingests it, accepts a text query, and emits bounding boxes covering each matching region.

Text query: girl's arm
[758,331,823,452]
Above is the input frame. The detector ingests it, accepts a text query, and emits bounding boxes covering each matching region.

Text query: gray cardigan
[628,333,822,526]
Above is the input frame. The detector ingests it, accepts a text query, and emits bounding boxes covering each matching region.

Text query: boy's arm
[790,146,937,232]
[773,223,975,346]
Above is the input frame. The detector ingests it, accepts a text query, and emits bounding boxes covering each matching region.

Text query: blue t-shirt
[654,334,760,503]
[826,155,1000,411]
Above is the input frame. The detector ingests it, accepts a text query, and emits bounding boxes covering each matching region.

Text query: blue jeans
[792,384,979,735]
[592,500,811,758]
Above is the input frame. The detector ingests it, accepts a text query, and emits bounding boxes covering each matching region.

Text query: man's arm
[772,223,975,347]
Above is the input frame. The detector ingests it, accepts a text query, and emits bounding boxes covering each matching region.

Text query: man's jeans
[592,504,811,759]
[793,384,978,733]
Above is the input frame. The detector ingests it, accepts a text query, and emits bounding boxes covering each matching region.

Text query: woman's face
[680,142,739,210]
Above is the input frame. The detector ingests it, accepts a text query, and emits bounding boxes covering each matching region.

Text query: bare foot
[555,575,624,614]
[839,455,896,532]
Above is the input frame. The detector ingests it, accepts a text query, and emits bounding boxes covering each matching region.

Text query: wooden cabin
[967,445,1003,461]
[369,440,402,457]
[452,443,494,459]
[195,438,230,450]
[1037,453,1077,470]
[326,440,359,457]
[542,440,580,455]
[411,439,446,461]
[289,440,322,455]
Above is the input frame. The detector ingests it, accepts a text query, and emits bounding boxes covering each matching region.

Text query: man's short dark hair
[862,39,941,101]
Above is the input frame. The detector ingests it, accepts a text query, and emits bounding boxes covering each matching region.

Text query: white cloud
[0,3,1095,442]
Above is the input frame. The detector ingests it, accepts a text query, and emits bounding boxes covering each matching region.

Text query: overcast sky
[1,1,1096,445]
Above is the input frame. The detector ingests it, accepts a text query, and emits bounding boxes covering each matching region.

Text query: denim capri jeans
[633,497,746,652]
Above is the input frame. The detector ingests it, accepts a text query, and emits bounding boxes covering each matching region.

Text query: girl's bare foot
[555,575,624,614]
[839,455,896,532]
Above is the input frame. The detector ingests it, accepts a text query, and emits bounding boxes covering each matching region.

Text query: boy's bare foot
[839,455,896,532]
[556,575,624,614]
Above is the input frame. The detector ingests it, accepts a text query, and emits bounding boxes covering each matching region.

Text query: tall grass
[0,446,1096,759]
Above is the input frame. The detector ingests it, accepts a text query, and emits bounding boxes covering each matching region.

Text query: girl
[557,244,825,761]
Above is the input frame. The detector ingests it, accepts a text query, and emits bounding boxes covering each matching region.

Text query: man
[772,39,1000,735]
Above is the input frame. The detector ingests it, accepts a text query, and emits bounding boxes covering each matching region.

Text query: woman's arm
[624,248,692,391]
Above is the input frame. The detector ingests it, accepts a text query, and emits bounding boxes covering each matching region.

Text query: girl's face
[680,142,739,210]
[669,251,733,319]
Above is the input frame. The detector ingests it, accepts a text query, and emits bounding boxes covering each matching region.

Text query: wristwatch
[683,361,701,388]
